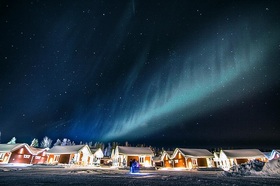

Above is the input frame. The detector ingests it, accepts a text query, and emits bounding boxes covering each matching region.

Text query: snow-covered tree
[53,139,62,146]
[71,141,75,145]
[66,139,71,146]
[106,143,112,157]
[30,138,39,147]
[7,137,16,144]
[61,138,67,146]
[40,136,52,148]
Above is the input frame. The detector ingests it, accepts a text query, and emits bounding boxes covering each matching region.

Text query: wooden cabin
[113,146,154,167]
[47,145,92,165]
[218,149,267,170]
[29,146,48,164]
[161,150,173,168]
[0,143,33,164]
[171,148,214,169]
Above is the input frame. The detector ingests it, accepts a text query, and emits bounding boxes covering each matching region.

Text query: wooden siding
[8,146,32,164]
[173,152,186,168]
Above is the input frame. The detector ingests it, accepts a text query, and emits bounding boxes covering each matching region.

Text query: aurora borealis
[0,0,279,148]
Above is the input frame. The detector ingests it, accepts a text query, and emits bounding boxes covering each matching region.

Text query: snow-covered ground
[1,165,280,185]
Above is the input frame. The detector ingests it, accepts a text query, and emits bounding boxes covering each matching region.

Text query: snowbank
[251,159,280,177]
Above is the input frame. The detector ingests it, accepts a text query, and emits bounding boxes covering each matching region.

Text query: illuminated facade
[46,145,93,165]
[161,150,173,168]
[217,149,267,170]
[171,148,214,169]
[0,143,47,164]
[113,146,154,167]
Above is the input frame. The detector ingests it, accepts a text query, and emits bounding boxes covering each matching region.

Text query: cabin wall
[59,154,70,164]
[0,152,10,163]
[8,146,32,164]
[31,152,48,164]
[173,152,186,168]
[163,155,172,168]
[197,158,208,167]
[127,156,139,166]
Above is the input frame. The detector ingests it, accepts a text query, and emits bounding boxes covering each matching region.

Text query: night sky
[0,0,280,148]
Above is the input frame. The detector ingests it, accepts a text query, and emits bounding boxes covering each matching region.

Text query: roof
[165,151,174,156]
[29,146,46,155]
[47,145,88,154]
[161,150,173,161]
[117,146,154,155]
[222,149,265,158]
[153,156,162,162]
[177,148,213,157]
[0,143,26,152]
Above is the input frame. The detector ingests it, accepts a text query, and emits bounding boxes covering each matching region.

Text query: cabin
[171,148,214,169]
[29,146,48,164]
[161,150,173,168]
[218,149,267,170]
[47,145,92,165]
[113,146,154,167]
[0,143,33,164]
[90,148,104,166]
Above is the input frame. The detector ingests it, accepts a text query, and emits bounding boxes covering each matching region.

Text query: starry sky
[0,0,280,148]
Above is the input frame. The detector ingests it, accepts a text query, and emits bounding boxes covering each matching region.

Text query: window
[35,156,41,160]
[24,155,30,159]
[139,156,144,163]
[174,160,178,163]
[0,153,4,160]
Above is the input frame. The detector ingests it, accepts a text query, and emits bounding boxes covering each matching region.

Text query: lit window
[24,155,30,158]
[0,153,4,160]
[174,160,178,163]
[19,148,24,154]
[35,156,41,159]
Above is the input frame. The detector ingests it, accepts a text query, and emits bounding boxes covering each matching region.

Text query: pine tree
[7,137,16,144]
[30,138,39,147]
[54,139,62,146]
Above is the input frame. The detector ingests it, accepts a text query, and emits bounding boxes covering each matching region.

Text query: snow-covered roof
[0,143,26,152]
[29,146,46,155]
[165,151,174,156]
[47,145,89,154]
[160,150,173,161]
[117,146,154,155]
[176,148,213,158]
[222,149,265,158]
[90,148,99,154]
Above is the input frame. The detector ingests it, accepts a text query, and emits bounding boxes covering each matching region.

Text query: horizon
[0,0,280,148]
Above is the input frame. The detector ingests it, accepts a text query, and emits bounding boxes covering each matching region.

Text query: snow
[1,165,280,185]
[117,146,154,155]
[222,149,265,158]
